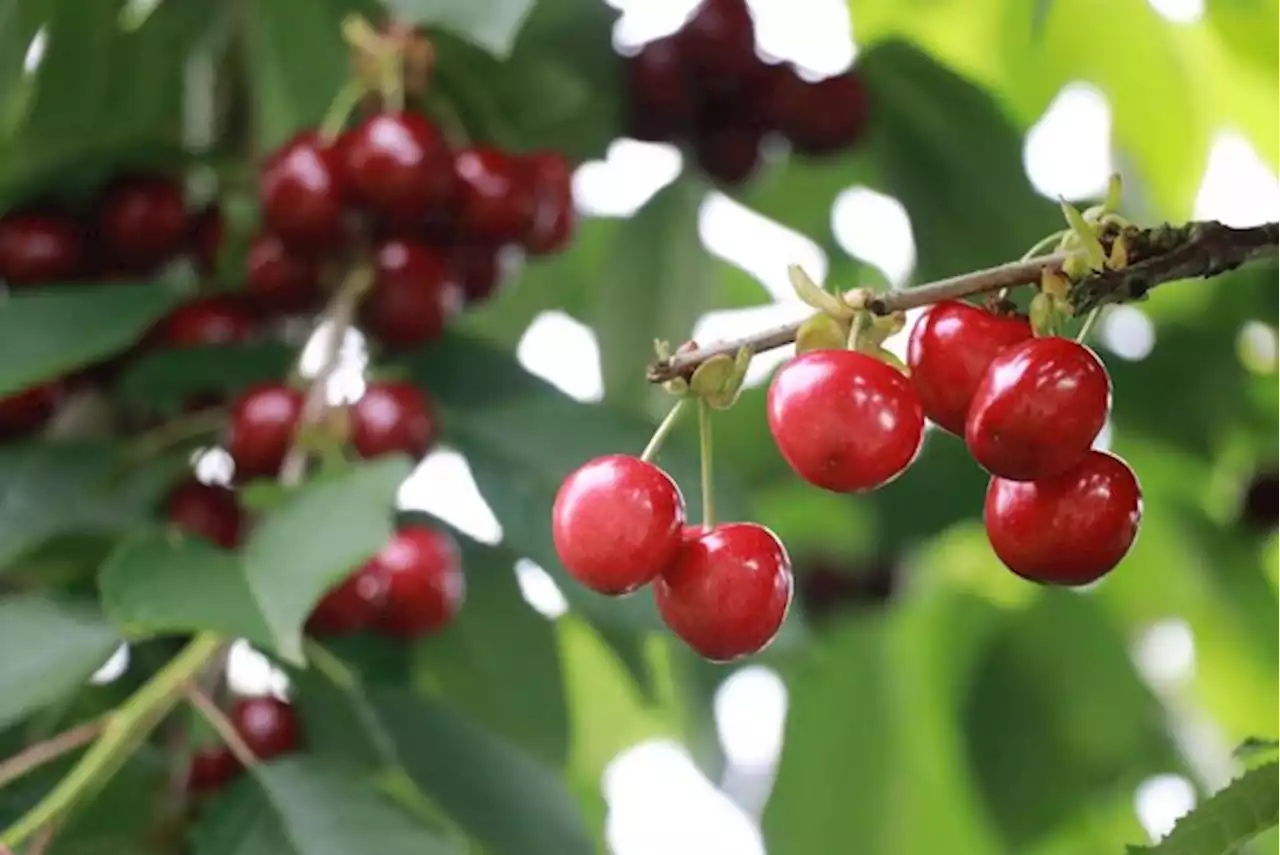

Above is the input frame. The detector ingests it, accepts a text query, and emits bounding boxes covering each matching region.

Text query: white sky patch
[831,187,917,287]
[225,639,291,700]
[1099,305,1157,361]
[748,0,856,75]
[88,643,130,685]
[714,665,788,771]
[1023,83,1114,202]
[1193,132,1280,228]
[574,140,684,217]
[514,558,570,619]
[1135,774,1197,841]
[516,310,604,404]
[398,448,504,546]
[1146,0,1204,24]
[700,191,828,302]
[1132,618,1196,689]
[1237,320,1278,375]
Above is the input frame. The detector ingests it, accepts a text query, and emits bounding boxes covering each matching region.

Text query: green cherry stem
[639,397,691,464]
[698,398,716,530]
[1075,305,1103,343]
[319,78,369,143]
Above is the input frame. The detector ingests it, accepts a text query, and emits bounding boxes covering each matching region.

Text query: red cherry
[245,233,321,315]
[159,295,258,347]
[166,479,245,549]
[372,526,465,638]
[230,697,300,759]
[339,111,454,225]
[693,121,764,186]
[552,455,686,595]
[767,349,925,492]
[186,746,242,794]
[625,37,695,141]
[653,523,793,662]
[363,239,463,346]
[676,0,760,92]
[0,211,84,285]
[227,383,305,480]
[92,175,189,271]
[985,450,1142,586]
[259,131,345,250]
[190,204,223,273]
[451,243,514,305]
[306,562,390,637]
[452,147,536,243]
[0,382,63,439]
[965,337,1110,481]
[521,152,576,255]
[906,300,1033,436]
[765,67,870,155]
[351,382,437,460]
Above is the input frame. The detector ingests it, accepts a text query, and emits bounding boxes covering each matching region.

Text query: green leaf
[1127,762,1279,855]
[1234,737,1280,761]
[371,687,594,855]
[384,0,535,58]
[115,342,295,416]
[98,530,275,649]
[0,593,120,729]
[243,456,413,665]
[0,282,185,397]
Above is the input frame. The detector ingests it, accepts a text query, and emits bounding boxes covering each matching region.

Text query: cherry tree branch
[0,718,105,791]
[646,219,1278,383]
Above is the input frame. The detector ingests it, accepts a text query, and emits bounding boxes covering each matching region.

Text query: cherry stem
[640,397,690,464]
[184,686,258,771]
[698,399,716,530]
[1075,305,1103,343]
[125,407,226,461]
[1021,230,1068,262]
[0,717,106,791]
[319,78,369,143]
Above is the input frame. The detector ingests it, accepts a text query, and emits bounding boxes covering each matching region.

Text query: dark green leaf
[0,594,120,728]
[1235,737,1280,761]
[116,341,294,417]
[1127,762,1278,855]
[0,282,185,396]
[243,456,413,665]
[384,0,535,57]
[0,0,43,135]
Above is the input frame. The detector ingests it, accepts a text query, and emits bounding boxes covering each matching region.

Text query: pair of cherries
[187,696,301,794]
[552,455,792,662]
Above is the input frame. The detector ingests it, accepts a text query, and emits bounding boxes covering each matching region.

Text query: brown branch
[646,219,1278,383]
[184,687,258,770]
[0,718,105,791]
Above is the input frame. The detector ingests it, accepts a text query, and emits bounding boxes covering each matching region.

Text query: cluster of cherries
[626,0,869,186]
[186,696,302,793]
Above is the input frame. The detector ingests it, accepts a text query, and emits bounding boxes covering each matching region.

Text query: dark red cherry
[452,147,536,243]
[306,562,390,637]
[0,382,63,439]
[186,746,242,794]
[230,697,300,759]
[766,67,871,155]
[259,131,345,250]
[165,479,245,549]
[227,383,305,480]
[372,526,465,638]
[451,243,514,305]
[190,204,223,273]
[363,239,464,346]
[521,151,576,255]
[159,295,258,347]
[93,174,189,270]
[245,233,321,315]
[351,382,437,460]
[0,211,84,285]
[676,0,760,92]
[625,36,695,141]
[339,111,454,225]
[693,121,764,186]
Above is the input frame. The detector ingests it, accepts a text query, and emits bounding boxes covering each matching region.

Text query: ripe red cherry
[693,122,764,186]
[767,349,925,492]
[351,382,437,460]
[452,147,536,242]
[159,296,258,347]
[676,0,759,91]
[653,523,793,662]
[363,239,464,346]
[372,526,465,638]
[245,233,321,315]
[227,383,305,480]
[230,697,300,759]
[451,243,513,305]
[190,203,223,273]
[259,131,345,250]
[186,746,242,794]
[907,300,1033,436]
[521,152,575,255]
[552,455,686,595]
[626,36,695,141]
[766,67,870,155]
[985,450,1142,586]
[166,479,245,549]
[965,336,1110,481]
[306,562,390,637]
[0,211,84,285]
[339,111,454,225]
[0,382,63,439]
[93,174,189,271]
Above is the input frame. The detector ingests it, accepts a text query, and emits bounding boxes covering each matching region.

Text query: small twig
[0,718,105,791]
[184,687,258,770]
[24,825,54,855]
[124,407,227,461]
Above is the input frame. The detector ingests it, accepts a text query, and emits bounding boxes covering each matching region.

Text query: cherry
[693,122,764,186]
[190,204,223,273]
[1240,467,1278,531]
[676,0,760,93]
[965,336,1110,481]
[767,349,925,492]
[351,381,437,460]
[259,131,345,250]
[552,455,686,595]
[797,555,898,620]
[372,526,465,638]
[363,239,463,346]
[452,243,513,305]
[92,174,189,271]
[226,383,305,480]
[230,697,301,759]
[625,37,695,141]
[0,382,63,439]
[522,152,576,255]
[765,67,870,155]
[906,300,1033,436]
[245,233,321,315]
[452,147,536,243]
[0,211,84,285]
[653,523,793,662]
[186,746,242,794]
[306,561,390,637]
[339,111,454,225]
[985,450,1142,586]
[166,479,245,549]
[158,295,258,347]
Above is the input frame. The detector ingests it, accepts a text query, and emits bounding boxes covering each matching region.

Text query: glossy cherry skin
[0,383,63,439]
[339,111,454,225]
[230,697,301,759]
[166,479,245,549]
[452,147,536,243]
[626,36,695,141]
[0,211,84,285]
[522,151,576,255]
[372,526,465,638]
[351,382,437,460]
[676,0,759,92]
[965,336,1110,481]
[653,523,793,662]
[552,455,686,595]
[306,562,390,637]
[190,203,223,273]
[767,349,925,492]
[985,450,1142,586]
[159,296,258,347]
[907,300,1033,436]
[92,175,189,270]
[259,131,345,250]
[245,233,321,315]
[227,383,305,480]
[363,239,464,346]
[186,746,242,794]
[766,67,870,155]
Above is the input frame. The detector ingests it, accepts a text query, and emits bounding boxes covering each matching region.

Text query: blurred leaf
[1235,737,1279,762]
[0,282,185,397]
[115,342,294,416]
[243,456,412,665]
[1127,762,1278,855]
[0,593,120,729]
[0,0,43,134]
[98,530,275,649]
[384,0,535,57]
